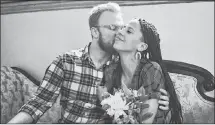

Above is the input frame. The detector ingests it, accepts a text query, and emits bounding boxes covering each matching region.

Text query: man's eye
[110,25,116,30]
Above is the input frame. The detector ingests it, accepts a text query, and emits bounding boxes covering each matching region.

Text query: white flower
[107,108,115,116]
[101,90,139,122]
[133,90,138,97]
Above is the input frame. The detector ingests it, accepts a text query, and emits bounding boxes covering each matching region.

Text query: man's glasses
[95,24,125,31]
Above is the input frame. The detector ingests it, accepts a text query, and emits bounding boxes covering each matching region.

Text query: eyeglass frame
[95,24,125,31]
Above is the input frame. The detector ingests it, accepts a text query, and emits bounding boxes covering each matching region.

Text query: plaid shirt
[19,43,117,123]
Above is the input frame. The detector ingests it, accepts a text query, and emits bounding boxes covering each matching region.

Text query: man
[8,2,169,124]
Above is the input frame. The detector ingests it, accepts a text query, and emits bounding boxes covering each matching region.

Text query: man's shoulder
[60,48,85,62]
[64,48,84,57]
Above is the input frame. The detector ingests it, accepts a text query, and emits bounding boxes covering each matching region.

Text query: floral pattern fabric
[1,66,24,124]
[170,73,214,123]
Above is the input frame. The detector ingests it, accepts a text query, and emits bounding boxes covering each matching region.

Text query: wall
[1,2,214,81]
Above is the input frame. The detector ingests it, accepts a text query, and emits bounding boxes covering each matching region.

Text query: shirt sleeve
[141,62,165,100]
[18,55,65,123]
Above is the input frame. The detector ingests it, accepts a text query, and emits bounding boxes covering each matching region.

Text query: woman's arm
[138,62,166,123]
[8,112,33,124]
[140,99,159,123]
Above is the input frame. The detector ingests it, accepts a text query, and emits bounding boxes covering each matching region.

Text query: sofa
[1,60,214,124]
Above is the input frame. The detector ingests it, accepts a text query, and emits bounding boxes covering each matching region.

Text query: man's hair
[89,2,121,29]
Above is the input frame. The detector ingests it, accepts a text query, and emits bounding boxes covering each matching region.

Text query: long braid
[139,19,183,123]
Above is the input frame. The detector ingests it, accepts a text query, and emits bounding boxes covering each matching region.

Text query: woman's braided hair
[138,18,183,123]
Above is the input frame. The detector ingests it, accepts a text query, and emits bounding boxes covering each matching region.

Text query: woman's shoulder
[140,59,162,72]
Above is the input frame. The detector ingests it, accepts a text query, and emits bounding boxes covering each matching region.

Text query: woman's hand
[97,86,110,101]
[158,89,169,110]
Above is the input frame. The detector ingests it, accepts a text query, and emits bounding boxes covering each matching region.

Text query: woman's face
[113,18,147,53]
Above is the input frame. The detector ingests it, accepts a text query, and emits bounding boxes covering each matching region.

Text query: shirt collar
[82,42,91,60]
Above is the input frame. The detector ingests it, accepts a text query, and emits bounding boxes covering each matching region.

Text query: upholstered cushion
[170,73,214,123]
[1,66,61,124]
[1,66,24,124]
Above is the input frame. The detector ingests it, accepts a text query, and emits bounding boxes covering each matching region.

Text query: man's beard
[98,33,117,55]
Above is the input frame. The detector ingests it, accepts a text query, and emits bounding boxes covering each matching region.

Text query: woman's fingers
[159,95,169,101]
[160,88,168,96]
[158,100,169,110]
[159,89,170,111]
[159,105,169,110]
[158,100,169,106]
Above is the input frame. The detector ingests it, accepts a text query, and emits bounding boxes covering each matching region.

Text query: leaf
[139,94,149,102]
[134,101,149,110]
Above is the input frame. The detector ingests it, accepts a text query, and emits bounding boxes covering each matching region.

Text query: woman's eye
[127,30,132,34]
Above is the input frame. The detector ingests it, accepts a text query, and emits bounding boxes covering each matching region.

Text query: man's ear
[137,43,148,52]
[91,27,99,39]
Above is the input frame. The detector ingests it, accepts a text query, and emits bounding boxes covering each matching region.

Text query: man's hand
[158,89,169,110]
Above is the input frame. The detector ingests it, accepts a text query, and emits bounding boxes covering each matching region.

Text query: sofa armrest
[1,66,61,124]
[11,66,61,124]
[163,60,214,123]
[163,60,214,102]
[1,66,25,123]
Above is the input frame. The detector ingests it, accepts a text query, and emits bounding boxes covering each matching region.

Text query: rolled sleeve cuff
[18,104,43,123]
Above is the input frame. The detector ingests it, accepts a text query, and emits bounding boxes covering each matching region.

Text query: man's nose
[117,28,124,35]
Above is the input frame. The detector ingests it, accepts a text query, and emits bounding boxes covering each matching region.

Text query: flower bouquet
[100,89,152,124]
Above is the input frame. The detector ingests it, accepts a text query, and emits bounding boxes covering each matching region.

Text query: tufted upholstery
[1,61,214,123]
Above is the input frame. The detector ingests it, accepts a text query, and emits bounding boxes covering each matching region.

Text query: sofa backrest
[1,64,214,123]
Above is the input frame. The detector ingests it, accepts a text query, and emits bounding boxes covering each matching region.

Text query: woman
[100,18,182,123]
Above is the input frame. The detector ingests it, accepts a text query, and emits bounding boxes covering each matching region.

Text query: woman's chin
[113,43,121,51]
